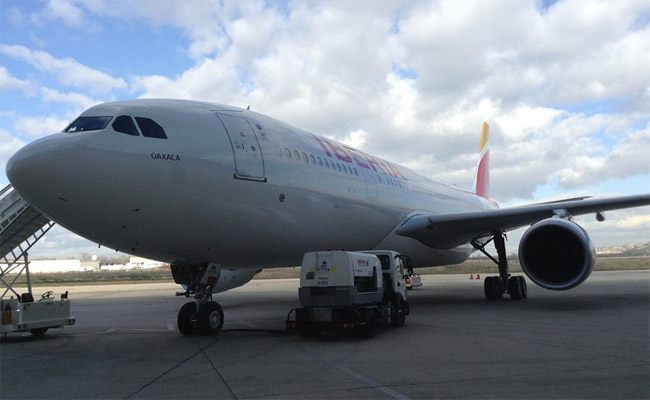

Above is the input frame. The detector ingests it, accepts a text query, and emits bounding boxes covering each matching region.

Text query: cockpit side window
[135,117,167,139]
[112,115,139,136]
[64,116,112,132]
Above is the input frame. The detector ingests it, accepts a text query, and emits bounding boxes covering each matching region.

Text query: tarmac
[1,270,648,399]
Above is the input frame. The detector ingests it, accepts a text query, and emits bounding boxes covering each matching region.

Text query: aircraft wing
[396,194,650,249]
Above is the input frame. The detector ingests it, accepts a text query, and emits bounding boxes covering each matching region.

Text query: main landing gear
[472,232,527,300]
[174,264,224,336]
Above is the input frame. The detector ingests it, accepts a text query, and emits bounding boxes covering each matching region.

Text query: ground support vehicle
[1,255,74,337]
[286,250,410,338]
[1,291,75,336]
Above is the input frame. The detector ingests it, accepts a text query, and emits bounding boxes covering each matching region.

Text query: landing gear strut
[173,263,224,336]
[472,232,527,300]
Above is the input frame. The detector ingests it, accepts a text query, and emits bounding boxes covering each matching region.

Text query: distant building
[126,256,164,269]
[2,258,159,273]
[99,263,127,271]
[29,259,85,273]
[80,261,100,271]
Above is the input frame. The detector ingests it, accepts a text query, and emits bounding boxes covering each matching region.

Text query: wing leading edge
[396,194,650,249]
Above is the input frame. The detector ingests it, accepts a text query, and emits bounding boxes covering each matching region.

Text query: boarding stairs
[0,183,55,298]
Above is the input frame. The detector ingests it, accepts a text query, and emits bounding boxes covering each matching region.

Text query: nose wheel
[177,301,224,336]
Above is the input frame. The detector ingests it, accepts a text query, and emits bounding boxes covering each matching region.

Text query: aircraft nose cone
[6,134,78,207]
[6,140,45,194]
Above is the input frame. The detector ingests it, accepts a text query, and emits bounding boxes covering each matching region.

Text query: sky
[1,0,649,259]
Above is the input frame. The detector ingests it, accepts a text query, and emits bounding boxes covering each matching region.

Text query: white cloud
[38,0,86,28]
[0,129,26,184]
[557,123,650,188]
[613,214,650,229]
[39,87,100,111]
[0,66,29,91]
[13,116,70,138]
[0,45,127,95]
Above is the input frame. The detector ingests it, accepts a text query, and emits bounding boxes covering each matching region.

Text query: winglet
[471,122,490,198]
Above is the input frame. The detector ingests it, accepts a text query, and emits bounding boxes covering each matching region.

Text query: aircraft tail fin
[471,122,490,198]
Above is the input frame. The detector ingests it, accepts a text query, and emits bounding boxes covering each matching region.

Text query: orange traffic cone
[469,273,474,280]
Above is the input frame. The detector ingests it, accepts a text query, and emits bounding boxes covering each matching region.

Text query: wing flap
[396,194,650,249]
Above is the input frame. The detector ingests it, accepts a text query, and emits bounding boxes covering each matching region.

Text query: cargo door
[217,113,266,182]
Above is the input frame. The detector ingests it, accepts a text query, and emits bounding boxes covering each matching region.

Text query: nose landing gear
[176,284,225,336]
[177,299,224,336]
[173,263,224,336]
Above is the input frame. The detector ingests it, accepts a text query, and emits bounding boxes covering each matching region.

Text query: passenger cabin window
[64,116,112,132]
[135,117,167,139]
[112,115,139,136]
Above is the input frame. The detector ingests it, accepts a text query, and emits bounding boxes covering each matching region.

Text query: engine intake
[518,218,594,290]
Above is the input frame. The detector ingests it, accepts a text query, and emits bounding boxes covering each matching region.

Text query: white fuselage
[7,99,496,269]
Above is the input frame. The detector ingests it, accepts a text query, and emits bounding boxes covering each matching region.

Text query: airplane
[6,99,649,336]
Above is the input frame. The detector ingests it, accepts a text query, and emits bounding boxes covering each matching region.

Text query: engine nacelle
[211,268,260,293]
[518,218,595,290]
[171,263,260,294]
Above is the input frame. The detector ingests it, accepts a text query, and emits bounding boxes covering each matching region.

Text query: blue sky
[1,0,649,258]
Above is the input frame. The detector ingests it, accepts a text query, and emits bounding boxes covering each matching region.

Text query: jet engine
[518,218,595,290]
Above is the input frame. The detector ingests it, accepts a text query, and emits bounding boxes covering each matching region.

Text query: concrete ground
[1,271,648,399]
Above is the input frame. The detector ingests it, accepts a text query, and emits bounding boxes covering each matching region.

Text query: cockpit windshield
[64,116,113,133]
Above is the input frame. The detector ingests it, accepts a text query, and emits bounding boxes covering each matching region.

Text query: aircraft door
[364,170,378,199]
[217,113,266,181]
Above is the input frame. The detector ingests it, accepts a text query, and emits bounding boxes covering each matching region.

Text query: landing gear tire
[177,302,198,336]
[520,277,528,299]
[508,276,527,299]
[484,276,503,300]
[30,328,48,337]
[197,301,224,336]
[508,277,522,300]
[357,309,378,338]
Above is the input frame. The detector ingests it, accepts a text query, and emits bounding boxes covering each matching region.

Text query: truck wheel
[392,308,405,327]
[391,298,406,327]
[357,310,377,338]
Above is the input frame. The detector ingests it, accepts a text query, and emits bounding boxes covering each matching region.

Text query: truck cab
[361,250,408,304]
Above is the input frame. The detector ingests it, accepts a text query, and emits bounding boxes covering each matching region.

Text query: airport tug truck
[286,250,410,338]
[1,291,74,337]
[1,252,75,337]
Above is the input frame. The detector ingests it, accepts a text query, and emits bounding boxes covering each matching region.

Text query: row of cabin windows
[277,146,360,177]
[412,184,460,202]
[277,145,408,191]
[64,115,167,139]
[276,145,460,202]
